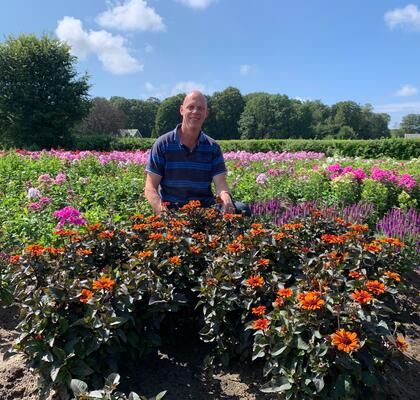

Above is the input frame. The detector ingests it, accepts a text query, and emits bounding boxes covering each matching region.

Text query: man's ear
[179,104,184,116]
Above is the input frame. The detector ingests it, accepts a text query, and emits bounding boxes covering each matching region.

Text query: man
[144,90,236,214]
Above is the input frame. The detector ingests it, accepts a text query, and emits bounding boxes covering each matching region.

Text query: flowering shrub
[6,203,418,399]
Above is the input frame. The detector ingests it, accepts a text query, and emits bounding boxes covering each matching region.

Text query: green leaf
[50,365,62,383]
[105,373,120,388]
[260,376,292,393]
[128,393,141,400]
[155,390,167,400]
[70,360,94,377]
[297,336,309,350]
[271,345,288,356]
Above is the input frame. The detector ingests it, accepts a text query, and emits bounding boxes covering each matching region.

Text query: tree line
[77,90,393,140]
[1,34,419,149]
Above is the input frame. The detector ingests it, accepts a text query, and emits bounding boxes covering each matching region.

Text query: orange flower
[169,256,181,265]
[335,217,346,225]
[274,297,285,307]
[282,223,304,230]
[165,232,178,241]
[250,228,267,236]
[384,271,401,282]
[138,250,152,257]
[329,251,349,263]
[87,223,102,230]
[273,232,287,240]
[245,275,265,288]
[331,329,360,353]
[146,215,161,222]
[251,223,263,229]
[129,213,144,220]
[77,249,93,255]
[170,219,189,227]
[151,221,165,228]
[189,245,202,254]
[321,234,348,244]
[297,291,325,310]
[349,224,369,231]
[363,242,382,253]
[395,334,409,351]
[349,271,365,280]
[226,242,243,253]
[204,278,216,286]
[180,200,201,210]
[252,318,270,331]
[377,237,405,247]
[92,276,115,290]
[132,223,151,231]
[204,208,217,219]
[256,259,270,266]
[365,280,385,295]
[223,213,242,220]
[79,289,93,303]
[192,232,207,241]
[25,244,45,256]
[277,288,293,298]
[351,290,373,304]
[53,229,78,236]
[9,255,21,264]
[98,230,114,239]
[45,247,65,255]
[149,233,163,240]
[251,305,267,316]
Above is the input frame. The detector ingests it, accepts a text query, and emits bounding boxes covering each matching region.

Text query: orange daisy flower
[365,280,385,295]
[252,318,270,331]
[377,237,405,247]
[87,223,102,230]
[351,290,373,304]
[321,234,348,244]
[384,271,401,282]
[138,250,152,257]
[256,259,270,266]
[77,249,93,255]
[226,242,243,253]
[277,288,293,298]
[9,255,21,264]
[45,247,65,255]
[349,271,365,280]
[79,289,93,303]
[395,335,409,352]
[25,244,45,256]
[189,245,202,254]
[169,256,181,265]
[149,233,163,240]
[349,224,369,231]
[273,232,287,240]
[245,275,265,288]
[331,329,360,353]
[151,221,165,229]
[274,297,285,307]
[132,223,151,231]
[282,223,304,230]
[98,231,114,239]
[251,305,267,316]
[363,242,382,252]
[297,291,325,310]
[92,276,115,290]
[129,213,144,221]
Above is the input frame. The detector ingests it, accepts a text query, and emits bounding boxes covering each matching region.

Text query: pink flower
[256,173,268,185]
[53,206,86,226]
[28,202,42,211]
[351,168,366,180]
[326,163,343,173]
[39,197,51,204]
[38,174,52,183]
[398,174,416,190]
[53,173,66,184]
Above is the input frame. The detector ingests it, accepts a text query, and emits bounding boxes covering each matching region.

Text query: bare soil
[1,271,419,400]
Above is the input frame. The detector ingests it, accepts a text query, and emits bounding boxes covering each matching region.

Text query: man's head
[180,90,208,132]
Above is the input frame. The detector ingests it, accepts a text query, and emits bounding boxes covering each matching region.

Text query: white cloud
[395,84,418,97]
[171,81,206,95]
[373,101,420,113]
[97,0,165,31]
[385,4,420,30]
[177,0,217,10]
[56,16,143,75]
[145,82,155,91]
[142,82,167,99]
[239,64,252,76]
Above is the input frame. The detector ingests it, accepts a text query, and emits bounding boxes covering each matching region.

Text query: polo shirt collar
[173,124,206,146]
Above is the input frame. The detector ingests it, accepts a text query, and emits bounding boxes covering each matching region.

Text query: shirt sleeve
[145,141,165,177]
[212,143,227,177]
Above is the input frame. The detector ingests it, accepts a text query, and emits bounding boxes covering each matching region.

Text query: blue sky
[1,0,420,127]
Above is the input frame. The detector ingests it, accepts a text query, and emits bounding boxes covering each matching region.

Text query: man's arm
[144,172,165,214]
[213,173,235,213]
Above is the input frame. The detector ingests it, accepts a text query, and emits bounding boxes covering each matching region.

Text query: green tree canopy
[0,34,90,149]
[153,94,184,137]
[400,113,420,135]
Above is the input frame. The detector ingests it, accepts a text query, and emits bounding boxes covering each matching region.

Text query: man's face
[180,93,208,130]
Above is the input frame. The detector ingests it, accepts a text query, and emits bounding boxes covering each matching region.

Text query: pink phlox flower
[28,202,42,211]
[39,196,51,204]
[256,173,268,185]
[398,174,417,189]
[53,173,66,184]
[38,173,52,183]
[326,163,343,173]
[53,206,86,226]
[350,168,366,180]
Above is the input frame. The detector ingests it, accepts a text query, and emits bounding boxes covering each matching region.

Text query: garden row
[2,204,418,399]
[71,137,420,160]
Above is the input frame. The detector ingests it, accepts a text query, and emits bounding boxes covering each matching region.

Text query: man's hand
[220,191,235,213]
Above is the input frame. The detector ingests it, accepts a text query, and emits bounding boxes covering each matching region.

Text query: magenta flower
[38,173,52,183]
[28,202,42,211]
[398,174,416,190]
[53,173,66,184]
[53,206,86,226]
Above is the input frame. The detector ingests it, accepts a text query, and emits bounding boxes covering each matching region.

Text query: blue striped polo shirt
[145,125,227,206]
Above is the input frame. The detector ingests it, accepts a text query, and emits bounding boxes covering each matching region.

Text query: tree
[205,87,244,139]
[75,97,127,136]
[400,114,420,135]
[153,94,184,137]
[0,34,90,148]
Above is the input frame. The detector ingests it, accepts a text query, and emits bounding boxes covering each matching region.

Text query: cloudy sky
[1,0,420,126]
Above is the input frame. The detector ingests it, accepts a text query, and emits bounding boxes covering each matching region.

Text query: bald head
[183,90,208,109]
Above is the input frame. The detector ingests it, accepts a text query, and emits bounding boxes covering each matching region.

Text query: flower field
[0,149,419,400]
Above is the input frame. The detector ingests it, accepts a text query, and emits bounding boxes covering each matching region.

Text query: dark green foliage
[0,34,90,149]
[400,113,420,135]
[153,94,184,137]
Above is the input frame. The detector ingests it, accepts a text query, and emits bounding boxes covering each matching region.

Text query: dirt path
[1,271,419,400]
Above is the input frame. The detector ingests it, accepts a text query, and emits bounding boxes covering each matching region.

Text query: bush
[6,204,418,399]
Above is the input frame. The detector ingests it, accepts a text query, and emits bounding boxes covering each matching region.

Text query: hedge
[70,136,420,159]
